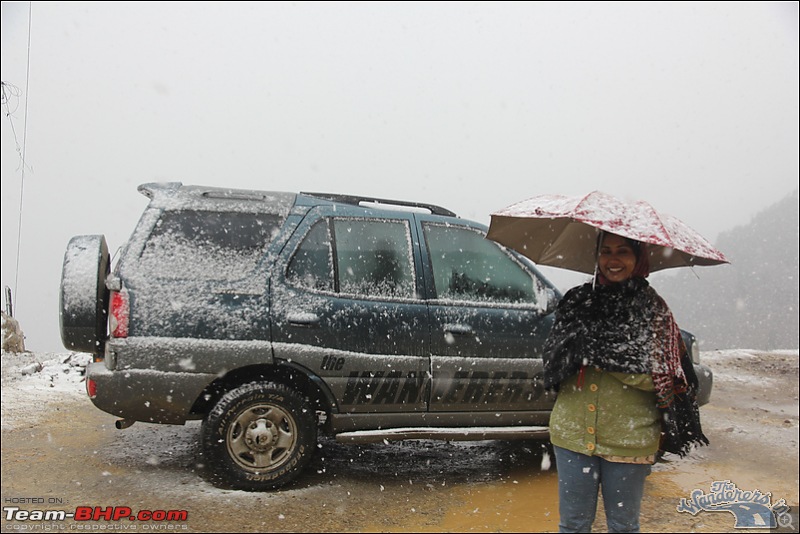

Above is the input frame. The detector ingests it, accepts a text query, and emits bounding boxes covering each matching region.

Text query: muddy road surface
[2,350,798,533]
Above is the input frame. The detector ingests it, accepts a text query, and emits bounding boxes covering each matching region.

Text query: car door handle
[444,324,473,335]
[287,312,321,327]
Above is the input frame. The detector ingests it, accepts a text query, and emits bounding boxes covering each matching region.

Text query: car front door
[417,217,558,419]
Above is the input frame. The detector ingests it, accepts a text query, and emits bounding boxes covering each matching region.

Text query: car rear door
[270,205,431,415]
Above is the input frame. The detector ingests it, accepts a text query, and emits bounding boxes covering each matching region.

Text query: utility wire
[13,3,33,309]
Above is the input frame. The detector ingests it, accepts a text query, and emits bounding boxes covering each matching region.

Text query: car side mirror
[542,288,558,315]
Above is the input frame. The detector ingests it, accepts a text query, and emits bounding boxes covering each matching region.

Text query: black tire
[202,381,317,491]
[59,235,110,354]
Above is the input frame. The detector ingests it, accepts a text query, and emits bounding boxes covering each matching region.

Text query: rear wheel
[202,381,317,491]
[59,235,110,354]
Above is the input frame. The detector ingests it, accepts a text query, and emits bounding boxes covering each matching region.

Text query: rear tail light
[109,290,130,338]
[86,378,97,399]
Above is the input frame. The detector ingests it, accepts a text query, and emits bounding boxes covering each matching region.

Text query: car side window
[423,223,539,304]
[136,210,279,281]
[288,218,416,299]
[333,219,415,299]
[286,219,335,291]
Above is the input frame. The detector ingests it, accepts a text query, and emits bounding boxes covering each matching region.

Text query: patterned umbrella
[487,191,729,274]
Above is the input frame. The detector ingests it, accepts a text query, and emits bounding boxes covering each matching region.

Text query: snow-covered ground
[1,347,797,533]
[0,350,91,431]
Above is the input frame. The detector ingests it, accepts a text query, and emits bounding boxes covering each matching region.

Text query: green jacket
[549,366,660,457]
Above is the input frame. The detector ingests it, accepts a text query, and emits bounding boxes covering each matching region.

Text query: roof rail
[301,192,457,218]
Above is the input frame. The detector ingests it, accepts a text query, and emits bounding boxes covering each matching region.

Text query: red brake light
[86,378,97,399]
[109,290,130,338]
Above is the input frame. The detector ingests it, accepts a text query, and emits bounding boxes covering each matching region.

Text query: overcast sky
[2,1,798,353]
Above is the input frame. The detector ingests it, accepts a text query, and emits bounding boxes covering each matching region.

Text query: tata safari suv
[59,182,712,491]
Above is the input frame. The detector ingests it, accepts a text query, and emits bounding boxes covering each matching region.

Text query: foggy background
[2,2,798,353]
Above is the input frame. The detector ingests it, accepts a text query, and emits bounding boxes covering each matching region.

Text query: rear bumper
[87,336,274,424]
[86,362,215,424]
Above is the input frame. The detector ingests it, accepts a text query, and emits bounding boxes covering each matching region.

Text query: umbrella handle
[592,230,604,290]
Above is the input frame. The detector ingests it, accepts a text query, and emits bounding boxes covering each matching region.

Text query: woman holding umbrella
[488,191,726,532]
[542,231,708,533]
[488,191,726,533]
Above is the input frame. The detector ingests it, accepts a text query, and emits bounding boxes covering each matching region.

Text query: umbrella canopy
[487,191,729,274]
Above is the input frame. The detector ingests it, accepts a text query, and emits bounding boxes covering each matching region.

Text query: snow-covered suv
[59,182,712,491]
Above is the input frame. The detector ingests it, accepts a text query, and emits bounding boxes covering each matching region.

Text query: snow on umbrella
[487,191,729,274]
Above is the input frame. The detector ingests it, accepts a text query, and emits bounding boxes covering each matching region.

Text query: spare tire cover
[59,235,110,354]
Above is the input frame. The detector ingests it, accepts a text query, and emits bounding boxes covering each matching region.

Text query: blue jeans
[553,446,652,533]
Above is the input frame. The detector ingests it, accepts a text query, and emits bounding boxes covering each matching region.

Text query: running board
[335,426,550,444]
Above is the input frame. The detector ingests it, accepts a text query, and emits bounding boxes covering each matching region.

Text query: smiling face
[598,233,638,283]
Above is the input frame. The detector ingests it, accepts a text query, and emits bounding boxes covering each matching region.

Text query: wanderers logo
[677,480,792,529]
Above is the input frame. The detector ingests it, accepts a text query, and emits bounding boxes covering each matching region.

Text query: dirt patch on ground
[1,349,797,533]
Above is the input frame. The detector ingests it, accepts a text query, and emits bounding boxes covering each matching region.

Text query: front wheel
[202,382,317,491]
